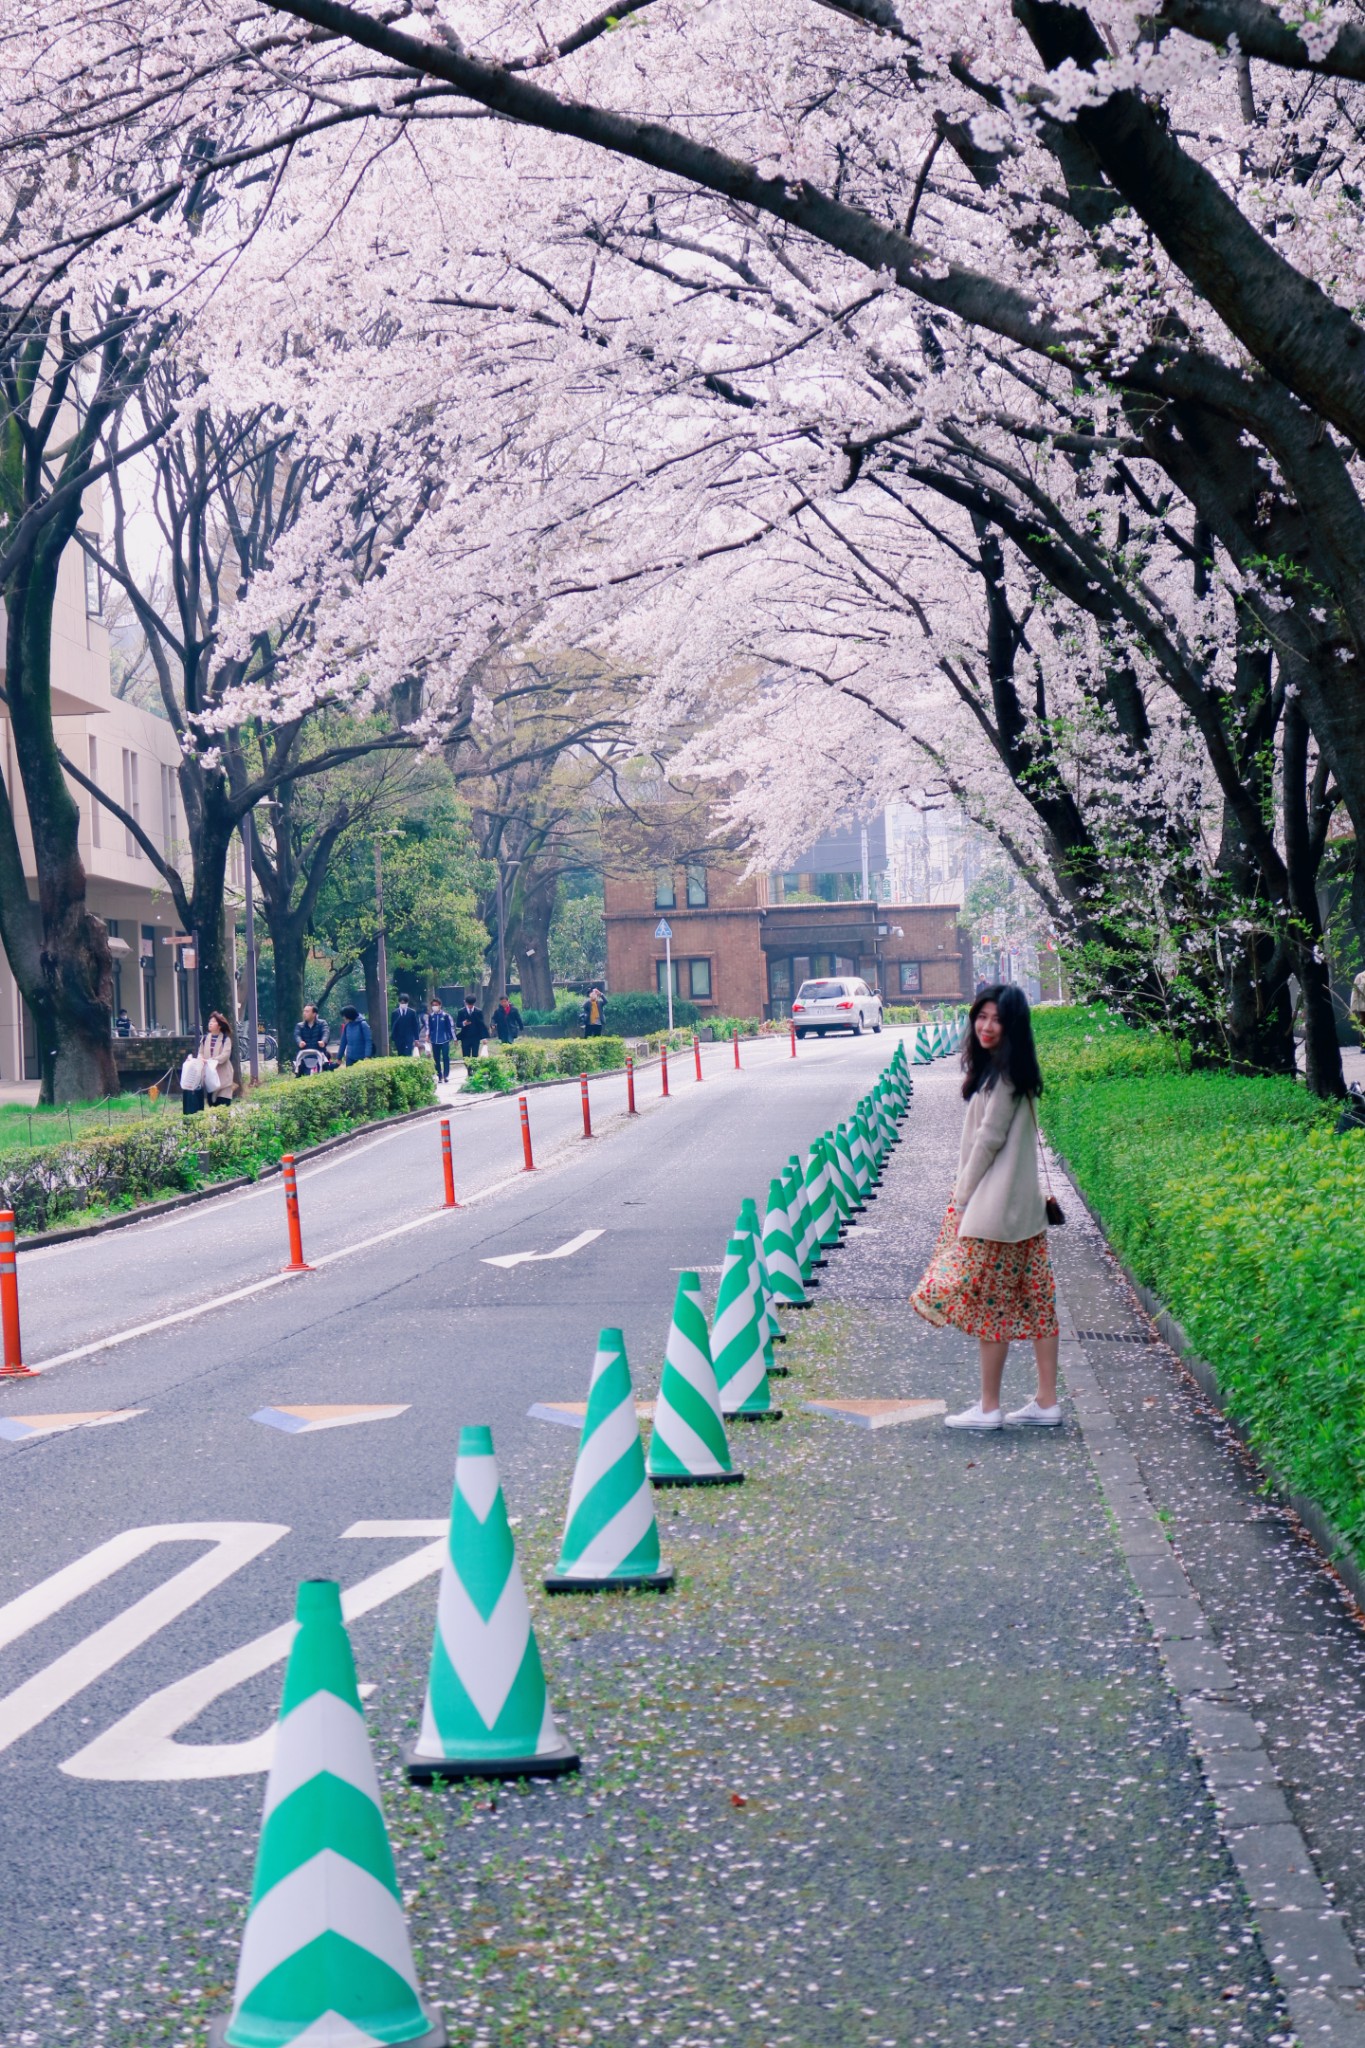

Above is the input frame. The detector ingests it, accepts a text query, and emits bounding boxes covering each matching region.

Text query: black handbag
[1030,1101,1065,1226]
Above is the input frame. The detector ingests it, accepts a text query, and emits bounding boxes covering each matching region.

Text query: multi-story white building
[0,524,238,1084]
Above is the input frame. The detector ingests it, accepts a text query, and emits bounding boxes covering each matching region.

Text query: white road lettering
[62,1522,448,1782]
[0,1523,289,1760]
[482,1228,604,1270]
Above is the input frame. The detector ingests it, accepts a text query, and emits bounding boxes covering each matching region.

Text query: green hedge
[523,992,701,1036]
[1034,1007,1365,1545]
[0,1058,435,1235]
[462,1036,628,1094]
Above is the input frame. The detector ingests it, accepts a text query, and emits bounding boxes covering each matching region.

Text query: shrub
[460,1037,629,1092]
[0,1057,435,1235]
[524,991,701,1037]
[1034,1007,1365,1547]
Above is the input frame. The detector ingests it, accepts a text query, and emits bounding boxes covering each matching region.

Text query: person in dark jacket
[336,1006,374,1065]
[426,997,456,1081]
[457,995,488,1060]
[492,996,523,1044]
[390,997,422,1057]
[581,988,607,1037]
[293,1004,330,1075]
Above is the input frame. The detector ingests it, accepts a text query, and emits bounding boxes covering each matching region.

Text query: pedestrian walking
[336,1006,374,1065]
[581,986,607,1038]
[492,995,523,1044]
[457,993,488,1060]
[390,995,422,1057]
[911,983,1061,1431]
[293,1003,331,1076]
[426,996,456,1081]
[198,1011,237,1106]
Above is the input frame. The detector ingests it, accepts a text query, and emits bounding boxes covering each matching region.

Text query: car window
[796,979,845,999]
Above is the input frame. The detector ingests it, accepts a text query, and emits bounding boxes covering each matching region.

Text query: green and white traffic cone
[712,1238,782,1421]
[406,1428,579,1783]
[212,1579,446,2048]
[850,1114,875,1198]
[762,1176,809,1309]
[786,1156,819,1285]
[834,1125,864,1211]
[737,1195,786,1370]
[647,1272,743,1487]
[803,1145,837,1262]
[913,1024,932,1064]
[822,1133,854,1228]
[545,1329,674,1593]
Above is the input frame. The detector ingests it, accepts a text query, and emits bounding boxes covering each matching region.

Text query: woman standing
[198,1010,237,1107]
[911,984,1060,1430]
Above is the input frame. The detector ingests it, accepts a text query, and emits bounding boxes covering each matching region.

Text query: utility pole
[860,821,870,901]
[241,812,260,1084]
[374,839,390,1055]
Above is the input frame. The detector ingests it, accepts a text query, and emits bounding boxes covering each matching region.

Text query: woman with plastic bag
[197,1011,236,1107]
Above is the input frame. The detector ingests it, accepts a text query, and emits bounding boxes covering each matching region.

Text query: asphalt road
[0,1026,890,2032]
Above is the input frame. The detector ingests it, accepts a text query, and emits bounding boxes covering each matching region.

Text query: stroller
[293,1044,332,1079]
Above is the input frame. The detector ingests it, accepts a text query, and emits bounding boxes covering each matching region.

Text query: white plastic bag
[202,1059,221,1094]
[180,1056,204,1092]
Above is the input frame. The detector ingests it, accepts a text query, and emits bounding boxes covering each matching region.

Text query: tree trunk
[187,804,239,1083]
[2,527,118,1102]
[362,939,386,1049]
[510,880,556,1010]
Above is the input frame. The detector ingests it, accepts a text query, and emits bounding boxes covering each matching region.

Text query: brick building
[604,853,973,1019]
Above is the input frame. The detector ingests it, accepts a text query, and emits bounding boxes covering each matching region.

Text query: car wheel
[795,1028,809,1039]
[873,1016,883,1033]
[852,1015,864,1035]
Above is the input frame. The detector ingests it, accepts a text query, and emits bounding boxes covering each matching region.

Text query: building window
[654,871,676,909]
[140,923,157,1030]
[82,542,103,620]
[161,763,180,854]
[122,749,141,858]
[685,864,708,908]
[898,961,922,994]
[88,735,101,848]
[656,956,713,1001]
[768,958,792,1001]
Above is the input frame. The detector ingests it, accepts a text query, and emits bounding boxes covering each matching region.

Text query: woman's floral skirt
[911,1205,1058,1342]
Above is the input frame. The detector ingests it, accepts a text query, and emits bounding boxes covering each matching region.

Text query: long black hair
[960,983,1044,1101]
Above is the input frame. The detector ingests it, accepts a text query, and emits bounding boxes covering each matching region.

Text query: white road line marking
[481,1228,604,1270]
[62,1524,448,1781]
[0,1523,289,1759]
[19,1166,534,1376]
[251,1404,410,1435]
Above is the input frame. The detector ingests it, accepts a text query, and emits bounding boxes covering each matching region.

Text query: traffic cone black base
[733,1408,784,1423]
[212,2031,448,2048]
[778,1297,814,1309]
[405,1739,580,1784]
[651,1469,745,1488]
[545,1567,676,1594]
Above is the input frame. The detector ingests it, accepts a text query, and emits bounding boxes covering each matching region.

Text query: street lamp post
[242,812,260,1084]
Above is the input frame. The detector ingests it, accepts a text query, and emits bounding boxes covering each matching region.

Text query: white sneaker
[944,1402,1003,1431]
[1006,1399,1062,1426]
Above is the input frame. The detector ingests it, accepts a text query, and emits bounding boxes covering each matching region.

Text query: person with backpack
[426,997,456,1081]
[492,996,523,1044]
[336,1007,374,1065]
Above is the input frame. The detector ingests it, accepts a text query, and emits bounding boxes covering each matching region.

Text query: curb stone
[1057,1285,1365,2045]
[15,1099,441,1250]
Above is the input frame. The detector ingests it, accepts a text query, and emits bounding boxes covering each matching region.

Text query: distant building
[603,820,972,1018]
[0,521,236,1078]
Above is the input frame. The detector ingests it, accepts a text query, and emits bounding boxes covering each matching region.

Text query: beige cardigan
[952,1077,1046,1243]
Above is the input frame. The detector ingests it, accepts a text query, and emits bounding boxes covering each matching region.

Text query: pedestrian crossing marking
[0,1410,145,1443]
[529,1399,655,1429]
[251,1405,409,1435]
[802,1398,947,1430]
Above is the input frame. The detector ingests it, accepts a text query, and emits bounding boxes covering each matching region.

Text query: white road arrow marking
[481,1228,604,1271]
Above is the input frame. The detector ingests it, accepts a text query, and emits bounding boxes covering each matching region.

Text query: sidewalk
[339,1060,1363,2046]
